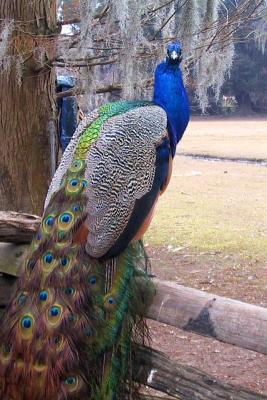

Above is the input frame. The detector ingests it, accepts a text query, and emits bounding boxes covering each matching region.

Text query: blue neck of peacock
[153,60,190,157]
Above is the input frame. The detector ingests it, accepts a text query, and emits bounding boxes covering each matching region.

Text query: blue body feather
[153,49,190,156]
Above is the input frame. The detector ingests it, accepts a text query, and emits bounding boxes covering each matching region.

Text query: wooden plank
[147,280,267,355]
[0,211,40,243]
[134,345,267,400]
[1,264,267,356]
[0,243,28,276]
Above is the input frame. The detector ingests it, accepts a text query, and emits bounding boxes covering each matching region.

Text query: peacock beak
[169,50,182,63]
[170,51,179,60]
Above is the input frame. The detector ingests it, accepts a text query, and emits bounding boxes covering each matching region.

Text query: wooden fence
[0,211,266,399]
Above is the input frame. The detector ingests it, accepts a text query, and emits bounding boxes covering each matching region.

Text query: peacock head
[166,42,183,65]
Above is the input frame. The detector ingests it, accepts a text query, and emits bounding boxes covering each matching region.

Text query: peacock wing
[84,105,168,259]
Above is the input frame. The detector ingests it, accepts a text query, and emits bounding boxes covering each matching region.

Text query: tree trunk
[0,1,58,214]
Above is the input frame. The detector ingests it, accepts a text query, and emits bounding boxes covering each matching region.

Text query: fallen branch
[55,84,123,99]
[134,345,267,400]
[149,279,267,355]
[55,79,153,99]
[0,211,40,243]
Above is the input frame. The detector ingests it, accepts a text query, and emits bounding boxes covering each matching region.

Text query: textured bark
[0,0,58,214]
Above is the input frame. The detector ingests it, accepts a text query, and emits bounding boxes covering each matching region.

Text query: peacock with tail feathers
[0,42,189,399]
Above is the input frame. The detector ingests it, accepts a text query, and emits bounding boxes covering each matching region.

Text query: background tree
[222,2,267,113]
[0,1,59,215]
[0,0,266,214]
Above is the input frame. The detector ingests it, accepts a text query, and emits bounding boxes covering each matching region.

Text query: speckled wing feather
[85,105,167,258]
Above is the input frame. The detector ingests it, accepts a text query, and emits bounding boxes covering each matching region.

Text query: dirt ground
[143,117,267,397]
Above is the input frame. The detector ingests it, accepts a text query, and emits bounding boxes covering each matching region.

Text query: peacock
[0,42,189,400]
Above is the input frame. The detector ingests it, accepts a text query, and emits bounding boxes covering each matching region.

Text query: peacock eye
[108,297,115,305]
[70,179,78,187]
[20,314,34,340]
[66,177,85,195]
[69,159,85,173]
[82,179,88,188]
[45,216,55,226]
[89,276,97,285]
[42,214,56,234]
[21,315,33,329]
[67,376,75,384]
[39,290,48,302]
[103,292,117,310]
[18,292,27,306]
[49,306,61,317]
[68,313,77,323]
[64,287,75,296]
[58,231,66,240]
[47,304,62,326]
[72,204,81,212]
[54,335,62,345]
[44,253,54,264]
[60,212,72,224]
[64,375,79,391]
[60,256,69,267]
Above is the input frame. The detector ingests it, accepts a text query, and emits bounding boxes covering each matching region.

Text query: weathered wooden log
[0,211,40,243]
[1,240,267,356]
[148,279,267,355]
[134,345,267,400]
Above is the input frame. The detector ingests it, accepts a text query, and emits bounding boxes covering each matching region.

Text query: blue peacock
[0,42,189,399]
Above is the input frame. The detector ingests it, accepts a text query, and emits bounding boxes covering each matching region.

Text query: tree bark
[0,1,58,214]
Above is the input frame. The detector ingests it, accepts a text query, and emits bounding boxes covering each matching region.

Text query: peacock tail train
[0,101,157,400]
